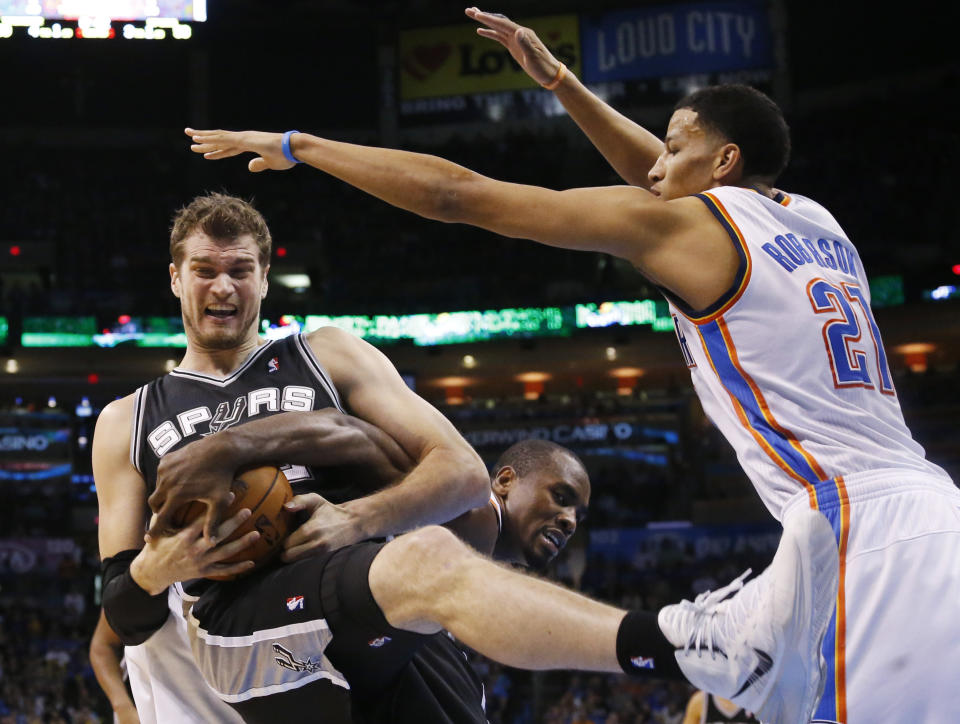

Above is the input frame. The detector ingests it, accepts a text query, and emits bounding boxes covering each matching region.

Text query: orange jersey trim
[834,476,850,723]
[717,318,828,483]
[697,318,828,506]
[697,322,819,507]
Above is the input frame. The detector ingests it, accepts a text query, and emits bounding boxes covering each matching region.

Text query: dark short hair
[493,439,585,479]
[169,192,272,267]
[675,84,790,182]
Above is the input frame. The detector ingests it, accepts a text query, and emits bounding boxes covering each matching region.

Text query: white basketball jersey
[124,586,243,724]
[670,186,951,519]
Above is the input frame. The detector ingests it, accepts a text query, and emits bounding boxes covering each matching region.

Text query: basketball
[172,465,294,581]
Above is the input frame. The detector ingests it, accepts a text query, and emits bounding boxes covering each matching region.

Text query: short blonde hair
[170,192,272,267]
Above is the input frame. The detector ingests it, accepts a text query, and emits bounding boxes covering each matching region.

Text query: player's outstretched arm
[276,326,490,561]
[185,128,735,310]
[89,609,141,724]
[465,7,665,188]
[149,410,413,536]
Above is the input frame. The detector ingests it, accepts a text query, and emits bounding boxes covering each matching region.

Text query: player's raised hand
[185,128,296,172]
[465,7,562,87]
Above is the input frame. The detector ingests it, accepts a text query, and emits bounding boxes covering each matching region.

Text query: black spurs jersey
[130,334,357,502]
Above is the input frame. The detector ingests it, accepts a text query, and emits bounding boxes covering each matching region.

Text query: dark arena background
[0,1,957,722]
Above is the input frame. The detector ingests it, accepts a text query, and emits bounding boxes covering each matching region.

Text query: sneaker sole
[759,508,839,724]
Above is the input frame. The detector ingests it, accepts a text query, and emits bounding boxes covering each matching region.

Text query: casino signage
[462,416,678,452]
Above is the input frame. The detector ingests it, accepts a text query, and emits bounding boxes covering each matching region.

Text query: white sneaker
[657,508,839,724]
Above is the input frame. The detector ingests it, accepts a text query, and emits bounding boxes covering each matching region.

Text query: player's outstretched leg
[369,509,837,716]
[657,507,839,724]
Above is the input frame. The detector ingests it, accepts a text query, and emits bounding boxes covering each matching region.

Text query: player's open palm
[465,7,561,86]
[186,128,296,172]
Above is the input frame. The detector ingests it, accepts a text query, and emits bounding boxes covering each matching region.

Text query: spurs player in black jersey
[96,192,839,724]
[161,426,589,723]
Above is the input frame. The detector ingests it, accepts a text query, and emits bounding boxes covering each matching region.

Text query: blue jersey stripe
[700,320,822,485]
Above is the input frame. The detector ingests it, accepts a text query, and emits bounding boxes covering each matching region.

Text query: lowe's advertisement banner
[399,14,580,100]
[581,1,773,83]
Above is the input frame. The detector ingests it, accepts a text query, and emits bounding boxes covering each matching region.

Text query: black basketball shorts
[186,540,485,723]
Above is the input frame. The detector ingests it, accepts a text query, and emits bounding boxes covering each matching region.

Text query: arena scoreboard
[0,1,204,39]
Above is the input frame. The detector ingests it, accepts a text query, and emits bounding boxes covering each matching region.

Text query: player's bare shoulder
[92,392,138,466]
[637,193,743,310]
[304,325,390,387]
[305,324,361,352]
[663,194,730,233]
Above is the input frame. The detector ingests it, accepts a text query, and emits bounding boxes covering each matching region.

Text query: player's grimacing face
[504,454,591,569]
[648,109,729,201]
[170,232,268,350]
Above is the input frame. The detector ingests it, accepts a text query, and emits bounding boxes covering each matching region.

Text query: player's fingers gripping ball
[172,465,293,580]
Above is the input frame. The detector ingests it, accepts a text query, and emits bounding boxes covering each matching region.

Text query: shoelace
[682,568,753,659]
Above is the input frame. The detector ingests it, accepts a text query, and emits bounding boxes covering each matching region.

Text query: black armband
[101,549,170,646]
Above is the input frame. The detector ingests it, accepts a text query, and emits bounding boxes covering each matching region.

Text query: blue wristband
[281,130,303,164]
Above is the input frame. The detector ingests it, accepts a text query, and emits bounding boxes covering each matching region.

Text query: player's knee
[369,525,475,631]
[381,525,474,594]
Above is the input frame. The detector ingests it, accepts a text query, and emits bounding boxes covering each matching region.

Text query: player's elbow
[429,172,496,226]
[450,446,490,509]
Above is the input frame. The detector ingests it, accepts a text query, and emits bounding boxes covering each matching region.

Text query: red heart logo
[414,43,452,72]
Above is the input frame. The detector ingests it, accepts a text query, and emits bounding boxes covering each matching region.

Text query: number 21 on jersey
[807,278,895,396]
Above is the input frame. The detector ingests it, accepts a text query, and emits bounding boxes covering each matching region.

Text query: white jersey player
[181,9,960,721]
[124,586,243,724]
[670,185,959,722]
[671,185,951,513]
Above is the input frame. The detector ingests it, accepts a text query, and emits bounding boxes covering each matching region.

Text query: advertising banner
[399,14,580,101]
[462,416,679,452]
[581,1,773,83]
[0,538,79,574]
[0,412,73,481]
[590,523,780,563]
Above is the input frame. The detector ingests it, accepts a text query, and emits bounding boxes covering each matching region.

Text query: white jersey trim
[191,618,333,648]
[169,341,277,387]
[217,670,349,703]
[129,385,148,474]
[293,334,345,413]
[489,493,502,535]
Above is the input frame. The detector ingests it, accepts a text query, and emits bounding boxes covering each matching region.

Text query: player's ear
[492,466,518,496]
[170,262,181,298]
[260,264,270,299]
[714,142,742,183]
